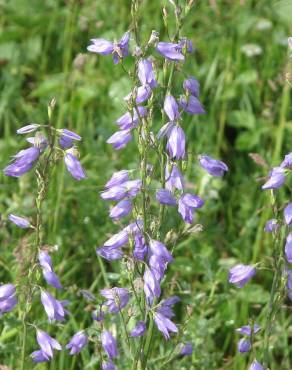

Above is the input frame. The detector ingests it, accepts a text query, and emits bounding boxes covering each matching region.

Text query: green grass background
[0,0,291,369]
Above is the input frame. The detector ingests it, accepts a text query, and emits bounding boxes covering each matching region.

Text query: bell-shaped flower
[250,360,264,370]
[237,338,251,353]
[36,330,62,359]
[165,164,184,191]
[143,268,161,302]
[109,199,132,219]
[280,152,292,168]
[0,283,17,314]
[180,342,193,356]
[101,330,119,358]
[66,331,88,355]
[153,311,178,340]
[105,170,129,188]
[156,42,184,61]
[100,287,130,313]
[116,107,147,130]
[41,291,68,322]
[4,147,41,177]
[229,264,256,288]
[156,189,176,206]
[183,77,200,97]
[167,126,186,159]
[64,152,86,181]
[96,246,123,261]
[264,219,279,233]
[285,233,292,263]
[8,214,30,228]
[262,167,285,190]
[107,130,132,150]
[149,239,173,263]
[133,233,148,261]
[284,203,292,226]
[164,95,180,122]
[179,95,205,115]
[199,155,228,177]
[138,59,157,89]
[130,321,146,337]
[17,124,40,134]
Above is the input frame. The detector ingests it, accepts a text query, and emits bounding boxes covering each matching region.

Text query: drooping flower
[285,233,292,263]
[199,155,228,177]
[237,338,251,353]
[124,85,152,105]
[249,360,264,370]
[41,291,68,322]
[102,361,116,370]
[143,268,161,302]
[153,311,178,340]
[178,37,193,53]
[30,350,49,363]
[167,126,185,159]
[165,164,184,191]
[109,199,132,219]
[149,239,173,263]
[262,167,286,190]
[180,342,193,356]
[64,152,86,181]
[138,59,157,89]
[236,324,260,336]
[133,233,148,261]
[130,321,146,337]
[8,214,30,228]
[229,264,256,288]
[104,229,129,248]
[101,330,119,359]
[149,255,167,281]
[164,95,180,122]
[87,31,130,64]
[264,219,279,233]
[156,296,180,318]
[96,246,123,261]
[105,170,129,188]
[116,107,147,130]
[42,269,62,290]
[4,147,41,177]
[17,124,40,134]
[101,185,128,202]
[183,77,200,97]
[100,287,130,313]
[156,42,184,61]
[0,283,17,314]
[60,129,81,141]
[36,330,62,360]
[178,193,204,224]
[280,152,292,168]
[284,203,292,226]
[66,331,88,355]
[59,135,73,149]
[107,130,132,150]
[179,95,205,115]
[156,189,176,206]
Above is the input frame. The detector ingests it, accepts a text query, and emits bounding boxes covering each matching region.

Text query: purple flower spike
[180,342,193,356]
[229,264,256,288]
[100,287,130,313]
[30,350,49,363]
[236,324,260,336]
[250,360,264,370]
[8,214,30,228]
[130,321,146,337]
[262,167,286,190]
[199,155,228,177]
[285,233,292,263]
[101,330,119,359]
[60,129,81,141]
[284,203,292,226]
[143,268,161,302]
[164,95,180,122]
[153,312,178,340]
[36,330,62,359]
[281,152,292,168]
[41,291,68,322]
[107,130,132,150]
[66,331,88,355]
[183,77,200,97]
[105,170,129,188]
[149,239,173,263]
[109,199,132,219]
[4,147,40,177]
[96,246,123,261]
[237,338,251,353]
[42,269,62,290]
[156,42,185,61]
[165,164,184,191]
[17,123,40,134]
[167,126,186,159]
[0,283,17,314]
[64,153,86,181]
[138,59,157,89]
[179,95,205,115]
[156,189,176,206]
[264,219,279,233]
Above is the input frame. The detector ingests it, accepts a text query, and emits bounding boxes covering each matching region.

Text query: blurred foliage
[0,0,291,369]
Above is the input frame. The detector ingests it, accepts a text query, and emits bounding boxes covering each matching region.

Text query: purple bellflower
[0,283,17,314]
[153,311,178,340]
[237,338,251,353]
[250,360,264,370]
[183,77,200,97]
[60,129,81,141]
[4,146,41,177]
[101,330,119,359]
[64,152,86,181]
[8,214,30,228]
[199,155,228,177]
[105,170,129,188]
[280,152,292,168]
[179,95,205,115]
[100,287,130,313]
[109,199,132,219]
[262,167,286,190]
[138,59,157,89]
[284,203,292,226]
[87,31,130,64]
[42,270,62,290]
[164,95,180,122]
[167,125,186,159]
[264,219,279,233]
[156,42,184,61]
[41,291,68,322]
[124,85,152,105]
[149,239,173,263]
[17,124,40,134]
[66,331,88,355]
[178,193,204,224]
[133,233,148,261]
[116,107,147,130]
[30,350,49,363]
[165,164,184,191]
[156,189,176,206]
[143,268,161,302]
[229,264,256,288]
[236,324,260,336]
[36,330,62,360]
[149,255,167,281]
[107,130,132,150]
[285,233,292,263]
[130,321,146,337]
[96,246,123,261]
[102,361,116,370]
[180,342,193,356]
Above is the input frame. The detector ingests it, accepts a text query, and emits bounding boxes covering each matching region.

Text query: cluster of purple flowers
[3,124,86,181]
